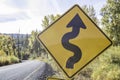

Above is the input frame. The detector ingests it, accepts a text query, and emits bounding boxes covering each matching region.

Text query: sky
[0,0,107,34]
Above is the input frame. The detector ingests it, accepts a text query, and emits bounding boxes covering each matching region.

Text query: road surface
[0,60,54,80]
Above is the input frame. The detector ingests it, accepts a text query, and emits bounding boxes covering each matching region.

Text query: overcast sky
[0,0,106,34]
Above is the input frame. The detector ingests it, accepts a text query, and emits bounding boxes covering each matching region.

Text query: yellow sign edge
[47,77,65,80]
[37,4,112,78]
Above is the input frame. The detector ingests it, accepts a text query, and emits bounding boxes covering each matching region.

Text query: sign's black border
[37,4,112,78]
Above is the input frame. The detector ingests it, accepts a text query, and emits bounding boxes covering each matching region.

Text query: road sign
[38,5,112,78]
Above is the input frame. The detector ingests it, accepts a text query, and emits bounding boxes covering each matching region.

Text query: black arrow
[62,14,86,69]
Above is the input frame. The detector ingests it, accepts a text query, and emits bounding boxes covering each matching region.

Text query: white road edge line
[23,63,45,80]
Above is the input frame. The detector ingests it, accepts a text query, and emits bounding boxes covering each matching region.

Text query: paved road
[0,60,49,80]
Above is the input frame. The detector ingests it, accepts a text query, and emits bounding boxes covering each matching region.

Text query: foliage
[0,34,19,66]
[82,5,99,25]
[13,32,42,60]
[91,46,120,80]
[101,0,120,46]
[0,34,16,56]
[20,34,30,60]
[28,30,44,59]
[0,50,6,56]
[41,14,60,29]
[0,55,19,66]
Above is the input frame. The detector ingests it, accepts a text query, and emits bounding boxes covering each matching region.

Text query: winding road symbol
[62,14,86,69]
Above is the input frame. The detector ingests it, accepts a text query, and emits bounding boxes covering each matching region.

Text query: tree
[41,14,60,29]
[0,34,19,66]
[23,34,29,49]
[28,30,43,58]
[1,35,11,55]
[101,0,120,46]
[0,34,16,56]
[82,5,99,25]
[21,34,30,60]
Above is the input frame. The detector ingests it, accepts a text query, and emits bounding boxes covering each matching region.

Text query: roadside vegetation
[0,55,19,66]
[0,35,19,66]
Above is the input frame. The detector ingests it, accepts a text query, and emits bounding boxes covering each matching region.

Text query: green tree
[21,34,30,60]
[0,34,19,66]
[23,34,29,48]
[41,14,60,29]
[82,5,99,25]
[28,30,43,59]
[0,35,15,56]
[101,0,120,46]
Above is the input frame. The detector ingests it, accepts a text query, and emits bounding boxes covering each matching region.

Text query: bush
[91,46,120,80]
[9,56,19,63]
[106,65,120,80]
[0,56,19,66]
[0,50,6,56]
[0,56,6,66]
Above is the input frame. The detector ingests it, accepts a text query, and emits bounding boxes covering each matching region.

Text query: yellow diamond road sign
[38,5,112,78]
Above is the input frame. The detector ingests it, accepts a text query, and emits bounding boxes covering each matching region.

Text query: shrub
[9,56,19,63]
[0,50,6,56]
[0,56,19,66]
[106,65,120,80]
[0,56,5,66]
[91,46,120,80]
